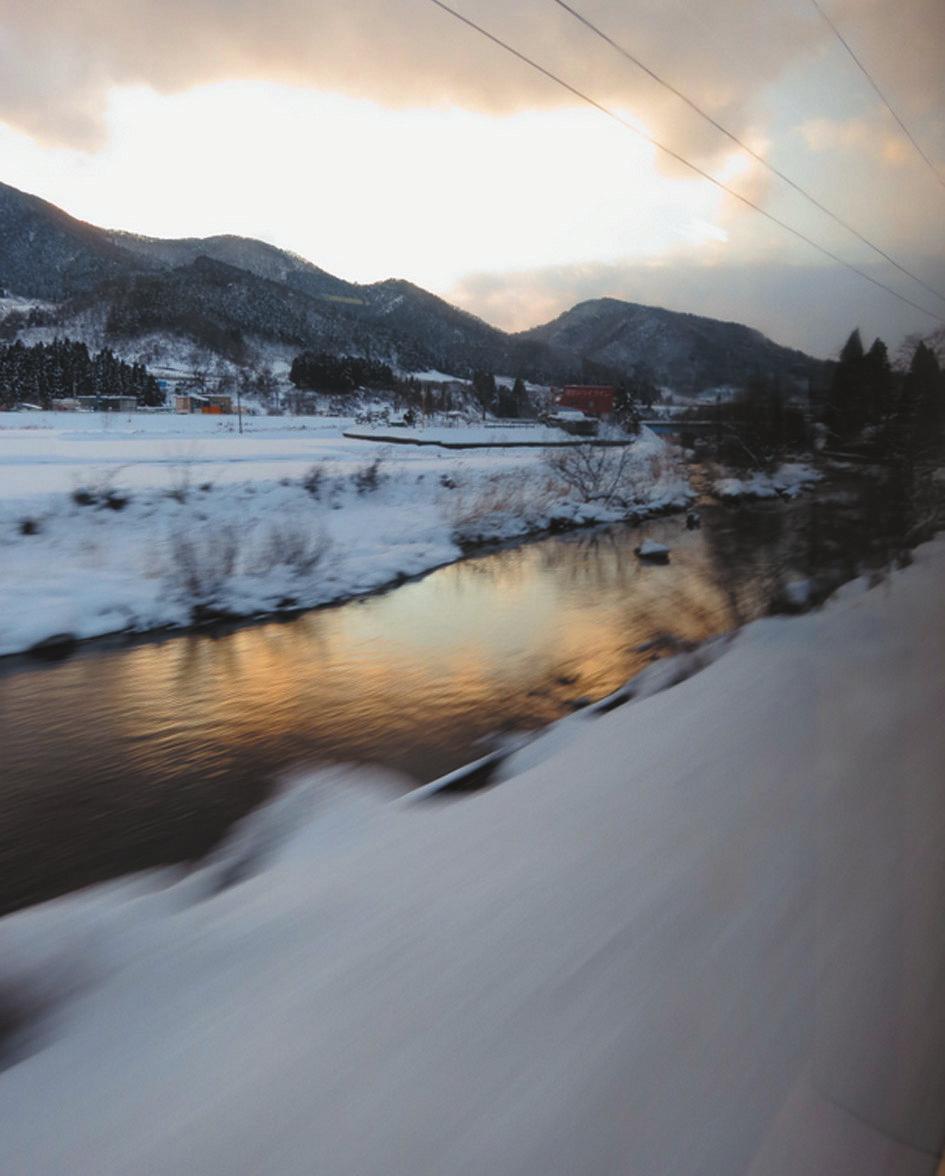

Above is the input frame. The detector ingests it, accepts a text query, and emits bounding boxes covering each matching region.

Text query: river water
[0,476,903,913]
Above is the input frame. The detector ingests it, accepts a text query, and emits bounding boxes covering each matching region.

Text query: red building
[557,384,616,418]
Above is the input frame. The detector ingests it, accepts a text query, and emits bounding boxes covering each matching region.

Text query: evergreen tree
[612,383,642,434]
[840,328,864,365]
[892,342,943,460]
[862,338,894,428]
[825,327,897,443]
[0,339,160,408]
[883,341,945,550]
[289,352,397,394]
[828,328,866,441]
[511,376,529,416]
[471,370,497,417]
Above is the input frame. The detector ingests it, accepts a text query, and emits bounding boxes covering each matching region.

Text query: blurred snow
[1,537,944,1173]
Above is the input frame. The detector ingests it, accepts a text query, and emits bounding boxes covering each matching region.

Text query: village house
[75,394,138,412]
[174,392,234,414]
[556,384,616,418]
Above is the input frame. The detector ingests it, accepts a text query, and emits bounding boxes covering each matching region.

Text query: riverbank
[712,461,822,501]
[0,412,692,656]
[2,501,823,913]
[1,532,943,1173]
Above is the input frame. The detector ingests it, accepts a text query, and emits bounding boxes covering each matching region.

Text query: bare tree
[544,444,637,507]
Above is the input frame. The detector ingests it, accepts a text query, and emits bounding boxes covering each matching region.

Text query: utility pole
[237,383,243,435]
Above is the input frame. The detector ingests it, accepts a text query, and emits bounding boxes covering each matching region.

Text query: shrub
[543,442,682,508]
[442,470,559,542]
[255,523,330,577]
[166,524,241,606]
[163,445,204,503]
[71,470,127,509]
[353,456,385,494]
[166,466,192,503]
[302,463,326,498]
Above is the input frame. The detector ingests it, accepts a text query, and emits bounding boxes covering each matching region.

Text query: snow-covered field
[0,412,690,655]
[2,536,943,1174]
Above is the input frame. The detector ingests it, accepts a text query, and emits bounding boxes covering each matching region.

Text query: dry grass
[166,524,242,605]
[253,522,331,577]
[442,470,561,539]
[166,516,331,609]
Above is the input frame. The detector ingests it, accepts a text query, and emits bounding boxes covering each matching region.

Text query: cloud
[800,117,912,165]
[829,0,945,119]
[1,0,942,359]
[0,0,848,152]
[446,253,945,356]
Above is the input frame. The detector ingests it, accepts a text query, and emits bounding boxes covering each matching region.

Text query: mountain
[31,258,520,373]
[0,180,823,389]
[359,279,520,374]
[517,297,820,392]
[103,240,527,372]
[0,181,149,300]
[107,229,366,305]
[66,256,394,364]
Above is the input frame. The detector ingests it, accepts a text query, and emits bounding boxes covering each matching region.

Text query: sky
[0,0,943,357]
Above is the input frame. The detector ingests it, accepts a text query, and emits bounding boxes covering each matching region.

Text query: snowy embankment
[0,413,689,656]
[713,460,822,501]
[2,538,944,1174]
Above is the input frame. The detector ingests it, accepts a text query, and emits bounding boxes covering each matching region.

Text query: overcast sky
[1,0,943,356]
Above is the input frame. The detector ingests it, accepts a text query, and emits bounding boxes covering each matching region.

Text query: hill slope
[0,182,149,300]
[108,229,367,306]
[518,297,820,392]
[0,180,822,388]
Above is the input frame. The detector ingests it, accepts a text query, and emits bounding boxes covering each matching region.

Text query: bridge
[642,419,718,438]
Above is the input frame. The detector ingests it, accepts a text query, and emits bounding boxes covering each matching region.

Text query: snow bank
[0,294,55,319]
[713,461,822,501]
[0,413,689,656]
[635,538,670,559]
[1,539,944,1174]
[402,368,468,384]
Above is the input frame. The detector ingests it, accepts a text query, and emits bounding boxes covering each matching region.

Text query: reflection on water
[0,478,903,912]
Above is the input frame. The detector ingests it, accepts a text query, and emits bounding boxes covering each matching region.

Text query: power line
[424,0,945,324]
[551,0,945,308]
[809,0,945,193]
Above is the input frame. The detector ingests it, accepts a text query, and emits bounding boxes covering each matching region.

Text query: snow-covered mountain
[517,297,820,392]
[107,229,365,304]
[0,182,149,300]
[0,180,823,389]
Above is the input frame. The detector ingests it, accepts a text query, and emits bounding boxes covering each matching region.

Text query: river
[0,473,905,913]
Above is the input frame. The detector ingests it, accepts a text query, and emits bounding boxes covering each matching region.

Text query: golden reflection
[43,514,758,766]
[0,507,804,911]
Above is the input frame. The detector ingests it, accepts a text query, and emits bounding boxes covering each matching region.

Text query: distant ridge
[0,180,823,389]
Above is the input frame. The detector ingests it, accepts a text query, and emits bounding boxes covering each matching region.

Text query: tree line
[289,353,402,394]
[826,329,943,462]
[0,339,161,408]
[678,330,943,470]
